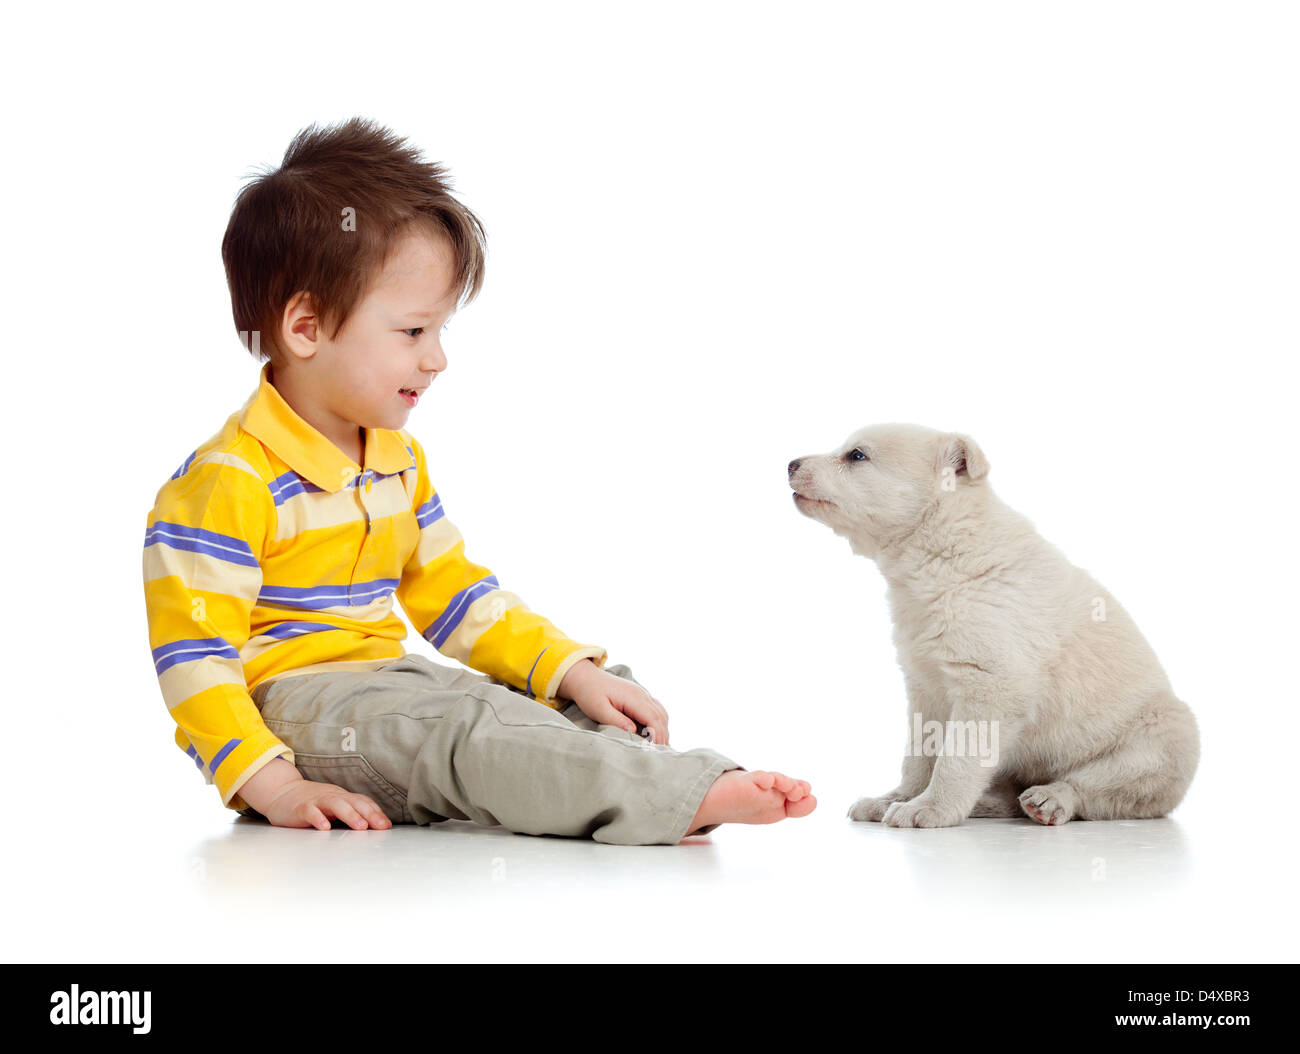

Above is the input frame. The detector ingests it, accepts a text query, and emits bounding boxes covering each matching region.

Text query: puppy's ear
[937,433,989,482]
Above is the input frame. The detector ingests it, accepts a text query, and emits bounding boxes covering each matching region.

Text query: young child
[141,117,816,845]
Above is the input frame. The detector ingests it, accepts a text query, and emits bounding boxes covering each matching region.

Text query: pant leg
[454,659,742,843]
[245,654,741,845]
[243,653,478,825]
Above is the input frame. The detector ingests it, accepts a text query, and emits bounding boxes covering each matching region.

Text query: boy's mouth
[399,387,421,405]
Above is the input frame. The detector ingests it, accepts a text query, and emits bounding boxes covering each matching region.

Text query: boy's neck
[348,428,366,468]
[268,360,367,468]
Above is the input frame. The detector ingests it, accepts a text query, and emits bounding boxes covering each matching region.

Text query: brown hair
[221,117,487,365]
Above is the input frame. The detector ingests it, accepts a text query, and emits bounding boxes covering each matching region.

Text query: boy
[142,117,816,845]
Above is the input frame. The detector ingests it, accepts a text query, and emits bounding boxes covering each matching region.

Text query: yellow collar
[239,362,414,492]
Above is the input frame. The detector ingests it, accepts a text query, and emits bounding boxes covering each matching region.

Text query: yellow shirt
[142,362,607,812]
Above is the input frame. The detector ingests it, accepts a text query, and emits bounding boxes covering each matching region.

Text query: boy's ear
[281,290,322,358]
[937,433,989,481]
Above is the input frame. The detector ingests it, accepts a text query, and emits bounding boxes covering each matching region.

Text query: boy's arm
[395,436,606,708]
[142,455,294,812]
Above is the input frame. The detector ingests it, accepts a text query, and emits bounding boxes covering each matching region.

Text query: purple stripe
[425,575,500,648]
[152,637,241,676]
[208,738,242,775]
[144,522,258,567]
[526,647,549,698]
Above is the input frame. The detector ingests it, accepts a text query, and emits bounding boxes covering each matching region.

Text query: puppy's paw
[1019,783,1076,826]
[882,797,964,828]
[847,794,908,822]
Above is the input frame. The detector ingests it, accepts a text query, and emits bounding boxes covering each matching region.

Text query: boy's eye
[404,324,449,338]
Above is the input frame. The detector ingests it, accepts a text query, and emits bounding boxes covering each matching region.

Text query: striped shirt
[142,361,607,813]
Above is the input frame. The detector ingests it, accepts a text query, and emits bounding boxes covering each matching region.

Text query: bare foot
[683,769,816,839]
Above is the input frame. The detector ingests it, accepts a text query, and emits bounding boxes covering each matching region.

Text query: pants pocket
[292,752,413,825]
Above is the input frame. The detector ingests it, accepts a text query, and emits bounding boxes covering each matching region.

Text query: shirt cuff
[222,742,296,812]
[534,643,607,709]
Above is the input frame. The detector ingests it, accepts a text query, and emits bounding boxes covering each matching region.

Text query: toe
[787,794,817,818]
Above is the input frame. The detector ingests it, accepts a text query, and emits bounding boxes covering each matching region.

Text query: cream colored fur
[788,423,1199,827]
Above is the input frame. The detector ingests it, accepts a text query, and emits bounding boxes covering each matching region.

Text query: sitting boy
[141,117,815,844]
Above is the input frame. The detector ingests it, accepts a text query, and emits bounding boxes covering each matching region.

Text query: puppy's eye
[845,448,869,462]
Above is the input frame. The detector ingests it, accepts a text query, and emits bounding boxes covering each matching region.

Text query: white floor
[13,769,1294,963]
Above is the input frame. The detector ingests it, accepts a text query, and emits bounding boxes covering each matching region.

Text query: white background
[4,0,1297,963]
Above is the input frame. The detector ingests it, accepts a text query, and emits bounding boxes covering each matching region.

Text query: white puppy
[788,424,1199,827]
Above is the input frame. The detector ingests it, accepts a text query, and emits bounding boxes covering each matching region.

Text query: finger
[326,795,370,830]
[651,701,670,743]
[620,692,660,730]
[305,803,331,831]
[604,700,640,734]
[590,697,637,733]
[631,699,667,745]
[639,698,669,745]
[354,795,392,829]
[645,694,669,726]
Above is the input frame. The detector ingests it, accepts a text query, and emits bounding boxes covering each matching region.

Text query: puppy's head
[787,423,989,557]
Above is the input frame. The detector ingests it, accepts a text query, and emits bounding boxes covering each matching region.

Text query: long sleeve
[396,436,606,708]
[142,454,293,812]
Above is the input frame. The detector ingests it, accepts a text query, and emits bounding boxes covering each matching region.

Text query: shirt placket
[349,469,376,604]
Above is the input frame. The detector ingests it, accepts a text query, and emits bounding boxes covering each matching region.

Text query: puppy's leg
[850,677,942,822]
[883,749,998,828]
[884,673,1018,828]
[848,749,934,822]
[1021,692,1200,824]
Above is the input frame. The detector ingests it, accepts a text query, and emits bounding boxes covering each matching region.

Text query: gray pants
[239,653,742,845]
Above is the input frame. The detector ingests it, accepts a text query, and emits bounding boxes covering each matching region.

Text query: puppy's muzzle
[788,457,830,509]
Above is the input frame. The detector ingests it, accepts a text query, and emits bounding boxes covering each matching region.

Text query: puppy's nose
[788,458,802,478]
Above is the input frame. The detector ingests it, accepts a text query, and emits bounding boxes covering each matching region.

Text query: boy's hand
[260,779,394,831]
[558,659,670,745]
[238,758,392,831]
